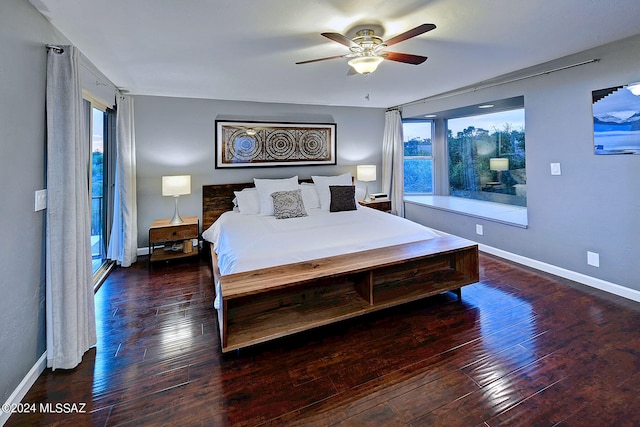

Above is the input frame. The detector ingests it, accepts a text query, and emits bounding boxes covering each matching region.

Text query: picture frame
[592,82,640,155]
[215,120,337,168]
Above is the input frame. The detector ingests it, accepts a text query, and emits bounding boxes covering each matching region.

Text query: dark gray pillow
[270,189,308,219]
[329,185,357,212]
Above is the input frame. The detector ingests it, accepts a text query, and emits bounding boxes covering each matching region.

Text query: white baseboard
[478,243,640,303]
[1,352,47,426]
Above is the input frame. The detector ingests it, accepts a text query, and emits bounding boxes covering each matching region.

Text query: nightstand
[149,216,200,264]
[358,198,392,212]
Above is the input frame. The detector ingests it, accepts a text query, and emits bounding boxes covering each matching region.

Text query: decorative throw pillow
[271,189,308,219]
[329,185,357,212]
[312,172,352,211]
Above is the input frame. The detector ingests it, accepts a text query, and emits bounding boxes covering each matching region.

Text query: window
[403,120,433,194]
[83,93,115,279]
[447,108,526,207]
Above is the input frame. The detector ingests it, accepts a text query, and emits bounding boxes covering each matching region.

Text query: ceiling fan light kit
[348,56,384,74]
[297,23,436,75]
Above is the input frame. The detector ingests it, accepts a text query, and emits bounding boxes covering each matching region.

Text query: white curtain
[107,95,138,267]
[381,109,405,217]
[45,45,96,370]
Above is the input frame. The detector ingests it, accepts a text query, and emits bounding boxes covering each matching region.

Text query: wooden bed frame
[202,181,479,353]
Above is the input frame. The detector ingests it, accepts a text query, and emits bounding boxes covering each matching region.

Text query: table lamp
[357,165,376,202]
[162,175,191,224]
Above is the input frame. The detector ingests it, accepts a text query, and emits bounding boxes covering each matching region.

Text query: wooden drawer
[149,223,198,243]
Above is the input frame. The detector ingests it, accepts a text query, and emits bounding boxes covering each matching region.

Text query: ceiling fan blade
[296,54,347,65]
[384,23,436,46]
[382,52,428,65]
[347,66,358,76]
[321,32,358,48]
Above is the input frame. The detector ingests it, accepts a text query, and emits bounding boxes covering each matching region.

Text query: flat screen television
[592,82,640,155]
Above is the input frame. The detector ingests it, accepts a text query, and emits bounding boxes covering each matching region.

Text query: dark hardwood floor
[8,252,640,426]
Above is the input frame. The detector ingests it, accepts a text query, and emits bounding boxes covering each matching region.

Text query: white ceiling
[30,0,640,108]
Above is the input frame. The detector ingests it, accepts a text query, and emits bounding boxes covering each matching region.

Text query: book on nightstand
[370,193,388,199]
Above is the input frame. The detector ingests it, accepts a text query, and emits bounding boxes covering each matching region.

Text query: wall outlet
[35,189,47,211]
[587,251,600,267]
[550,162,562,176]
[476,224,484,235]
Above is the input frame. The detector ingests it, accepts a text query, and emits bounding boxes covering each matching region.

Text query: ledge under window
[404,195,528,228]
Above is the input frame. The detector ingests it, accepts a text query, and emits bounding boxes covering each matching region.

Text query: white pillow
[233,188,260,215]
[312,172,352,211]
[254,176,299,215]
[299,183,320,209]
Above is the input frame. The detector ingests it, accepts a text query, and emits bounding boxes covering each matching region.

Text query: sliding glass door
[91,106,107,273]
[84,96,115,280]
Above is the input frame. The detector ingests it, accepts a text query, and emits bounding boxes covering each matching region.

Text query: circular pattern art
[226,129,262,162]
[299,130,328,160]
[265,130,296,160]
[219,123,334,166]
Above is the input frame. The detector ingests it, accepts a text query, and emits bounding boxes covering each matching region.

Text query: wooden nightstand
[149,216,200,264]
[358,198,392,212]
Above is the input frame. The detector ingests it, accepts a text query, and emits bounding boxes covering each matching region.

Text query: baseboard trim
[1,352,47,426]
[478,243,640,303]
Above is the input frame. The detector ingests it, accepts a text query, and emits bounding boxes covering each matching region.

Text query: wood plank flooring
[7,252,640,426]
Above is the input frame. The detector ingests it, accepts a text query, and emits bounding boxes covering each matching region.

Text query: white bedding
[202,206,442,276]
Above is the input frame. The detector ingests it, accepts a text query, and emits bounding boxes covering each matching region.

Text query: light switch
[35,189,47,211]
[550,163,562,176]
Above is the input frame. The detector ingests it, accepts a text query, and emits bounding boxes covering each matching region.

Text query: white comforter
[202,206,441,276]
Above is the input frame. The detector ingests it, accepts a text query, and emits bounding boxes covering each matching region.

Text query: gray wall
[134,95,386,246]
[403,35,640,292]
[0,0,61,404]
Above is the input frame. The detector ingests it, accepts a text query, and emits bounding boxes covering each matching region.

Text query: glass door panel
[91,107,107,274]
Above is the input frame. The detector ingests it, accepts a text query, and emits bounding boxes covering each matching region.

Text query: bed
[202,175,479,353]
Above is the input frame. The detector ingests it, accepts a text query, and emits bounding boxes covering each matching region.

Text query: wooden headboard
[202,182,250,231]
[202,178,318,231]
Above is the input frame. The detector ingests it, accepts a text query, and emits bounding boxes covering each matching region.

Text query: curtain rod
[391,58,600,111]
[46,44,64,54]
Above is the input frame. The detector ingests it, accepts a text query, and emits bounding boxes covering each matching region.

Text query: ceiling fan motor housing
[350,29,386,53]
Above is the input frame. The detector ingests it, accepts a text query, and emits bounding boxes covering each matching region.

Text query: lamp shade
[357,165,376,182]
[348,56,383,74]
[162,175,191,196]
[489,158,509,171]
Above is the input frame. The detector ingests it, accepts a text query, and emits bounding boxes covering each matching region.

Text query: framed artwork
[592,82,640,155]
[215,120,337,168]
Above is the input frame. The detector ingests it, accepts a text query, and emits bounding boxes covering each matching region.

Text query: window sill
[404,195,528,228]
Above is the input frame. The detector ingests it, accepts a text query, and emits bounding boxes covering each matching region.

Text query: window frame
[402,118,435,195]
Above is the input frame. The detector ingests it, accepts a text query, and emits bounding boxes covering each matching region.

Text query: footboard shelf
[217,235,479,353]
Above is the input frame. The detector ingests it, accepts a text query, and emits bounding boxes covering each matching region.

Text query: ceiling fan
[296,23,436,75]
